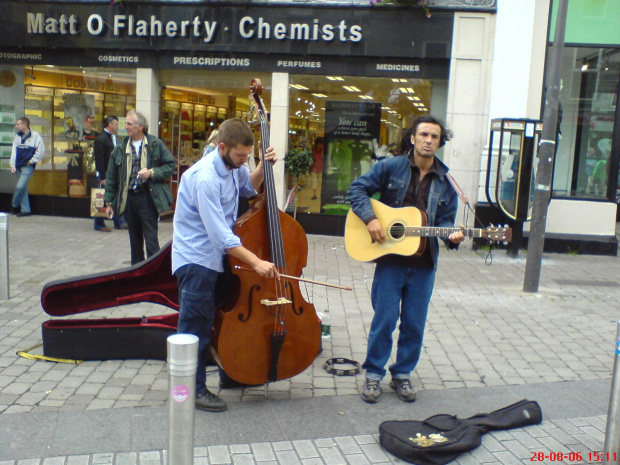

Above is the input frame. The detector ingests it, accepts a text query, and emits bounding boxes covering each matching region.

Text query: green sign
[549,0,620,45]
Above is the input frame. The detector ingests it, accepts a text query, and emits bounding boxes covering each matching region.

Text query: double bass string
[255,104,290,337]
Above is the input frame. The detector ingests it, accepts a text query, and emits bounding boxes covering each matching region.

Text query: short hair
[17,117,30,128]
[410,115,453,148]
[127,110,149,134]
[103,115,118,129]
[217,118,254,148]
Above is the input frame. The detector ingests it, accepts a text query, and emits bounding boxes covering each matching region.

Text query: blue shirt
[172,150,257,273]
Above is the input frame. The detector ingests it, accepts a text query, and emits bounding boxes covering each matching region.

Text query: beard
[222,149,243,169]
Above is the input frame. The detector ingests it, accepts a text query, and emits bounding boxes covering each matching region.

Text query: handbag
[90,187,107,218]
[379,399,542,465]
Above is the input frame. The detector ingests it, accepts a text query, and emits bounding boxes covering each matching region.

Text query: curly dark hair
[410,115,453,148]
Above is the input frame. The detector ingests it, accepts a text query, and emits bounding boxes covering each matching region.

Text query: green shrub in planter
[285,148,313,180]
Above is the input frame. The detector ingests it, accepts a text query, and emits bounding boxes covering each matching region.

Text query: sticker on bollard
[168,333,198,465]
[172,385,190,403]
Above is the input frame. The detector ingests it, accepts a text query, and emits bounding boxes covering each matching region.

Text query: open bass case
[40,241,180,361]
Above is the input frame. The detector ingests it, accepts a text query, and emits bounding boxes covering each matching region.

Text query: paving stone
[293,440,319,459]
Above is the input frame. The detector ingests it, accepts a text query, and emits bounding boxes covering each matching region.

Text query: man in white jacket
[10,117,45,217]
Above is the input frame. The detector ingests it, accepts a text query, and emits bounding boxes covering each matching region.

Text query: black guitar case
[379,399,542,465]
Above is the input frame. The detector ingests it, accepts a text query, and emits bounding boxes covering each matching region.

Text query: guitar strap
[446,173,469,206]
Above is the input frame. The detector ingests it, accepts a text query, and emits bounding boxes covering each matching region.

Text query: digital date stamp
[530,451,618,462]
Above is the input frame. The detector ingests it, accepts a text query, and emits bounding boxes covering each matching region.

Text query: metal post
[604,322,620,465]
[168,334,199,465]
[523,0,569,292]
[0,213,9,300]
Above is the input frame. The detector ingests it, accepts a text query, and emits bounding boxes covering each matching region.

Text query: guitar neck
[405,227,483,238]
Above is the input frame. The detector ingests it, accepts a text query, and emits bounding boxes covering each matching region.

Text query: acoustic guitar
[345,199,512,262]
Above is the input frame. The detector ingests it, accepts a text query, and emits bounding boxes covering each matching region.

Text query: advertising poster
[63,94,96,141]
[322,101,381,215]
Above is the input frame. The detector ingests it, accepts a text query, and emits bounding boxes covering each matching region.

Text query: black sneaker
[195,389,227,412]
[361,378,382,403]
[389,378,417,402]
[16,212,31,217]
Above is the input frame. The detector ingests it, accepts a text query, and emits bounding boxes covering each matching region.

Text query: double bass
[210,79,322,385]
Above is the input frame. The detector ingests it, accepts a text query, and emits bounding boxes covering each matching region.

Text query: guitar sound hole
[390,223,405,240]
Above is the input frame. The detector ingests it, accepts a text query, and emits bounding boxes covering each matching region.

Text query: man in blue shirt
[172,118,278,412]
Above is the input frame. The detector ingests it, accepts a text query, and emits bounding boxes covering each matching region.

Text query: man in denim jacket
[348,115,465,403]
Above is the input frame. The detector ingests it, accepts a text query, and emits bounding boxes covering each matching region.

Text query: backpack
[379,399,542,465]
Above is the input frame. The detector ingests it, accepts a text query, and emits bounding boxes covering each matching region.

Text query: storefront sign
[188,96,214,105]
[25,12,361,45]
[0,47,154,68]
[26,86,53,96]
[160,53,449,79]
[0,2,453,59]
[0,51,44,62]
[64,77,121,94]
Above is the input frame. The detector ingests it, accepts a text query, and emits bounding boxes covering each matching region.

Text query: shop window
[158,70,271,197]
[16,66,136,197]
[553,47,619,203]
[287,74,444,216]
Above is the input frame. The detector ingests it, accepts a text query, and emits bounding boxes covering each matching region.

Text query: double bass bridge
[260,297,292,306]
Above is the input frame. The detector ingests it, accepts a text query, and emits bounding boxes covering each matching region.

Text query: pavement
[0,213,617,464]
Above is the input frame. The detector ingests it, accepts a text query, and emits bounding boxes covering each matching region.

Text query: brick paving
[0,415,606,464]
[0,214,617,463]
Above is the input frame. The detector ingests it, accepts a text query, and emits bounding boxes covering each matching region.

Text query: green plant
[285,148,313,180]
[369,0,432,18]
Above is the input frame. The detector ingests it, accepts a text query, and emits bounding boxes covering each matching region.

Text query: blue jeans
[12,164,34,213]
[363,261,436,381]
[94,216,107,230]
[176,263,219,396]
[94,213,125,230]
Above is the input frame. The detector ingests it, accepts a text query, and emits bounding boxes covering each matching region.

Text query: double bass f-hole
[285,282,303,316]
[237,284,260,322]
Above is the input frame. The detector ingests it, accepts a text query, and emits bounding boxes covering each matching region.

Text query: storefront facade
[0,0,497,234]
[548,0,620,235]
[472,0,620,254]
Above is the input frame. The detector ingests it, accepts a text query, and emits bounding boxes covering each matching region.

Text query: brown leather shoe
[96,227,111,232]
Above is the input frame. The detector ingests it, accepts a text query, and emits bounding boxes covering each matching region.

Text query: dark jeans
[124,190,160,265]
[175,263,219,396]
[363,261,436,381]
[94,216,107,230]
[95,213,126,230]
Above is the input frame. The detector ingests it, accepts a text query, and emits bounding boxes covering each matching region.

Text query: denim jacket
[347,152,459,269]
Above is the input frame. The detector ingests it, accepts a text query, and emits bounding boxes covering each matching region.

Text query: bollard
[604,322,620,465]
[168,334,199,465]
[0,213,9,301]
